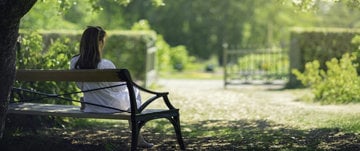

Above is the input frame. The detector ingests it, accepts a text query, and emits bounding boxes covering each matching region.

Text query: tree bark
[0,0,37,138]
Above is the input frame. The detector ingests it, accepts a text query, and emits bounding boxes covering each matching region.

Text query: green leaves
[15,32,80,104]
[130,19,193,72]
[292,60,322,87]
[17,32,43,69]
[293,53,360,104]
[45,37,78,69]
[290,0,360,11]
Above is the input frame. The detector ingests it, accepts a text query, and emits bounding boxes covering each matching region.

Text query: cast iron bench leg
[130,121,139,151]
[169,115,186,150]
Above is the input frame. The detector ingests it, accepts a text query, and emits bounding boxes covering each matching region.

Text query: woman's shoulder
[70,55,80,61]
[98,59,116,69]
[69,55,80,69]
[101,58,113,63]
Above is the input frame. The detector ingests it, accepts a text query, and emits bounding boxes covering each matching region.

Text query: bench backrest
[15,69,129,82]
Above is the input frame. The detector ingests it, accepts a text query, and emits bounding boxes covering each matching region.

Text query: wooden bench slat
[8,103,168,120]
[8,103,131,119]
[16,69,124,82]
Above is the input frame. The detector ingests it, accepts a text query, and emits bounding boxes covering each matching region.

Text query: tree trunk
[0,0,37,138]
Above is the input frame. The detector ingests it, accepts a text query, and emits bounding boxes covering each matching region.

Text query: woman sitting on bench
[70,26,153,148]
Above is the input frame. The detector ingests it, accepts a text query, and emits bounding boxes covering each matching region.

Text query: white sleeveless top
[70,56,141,113]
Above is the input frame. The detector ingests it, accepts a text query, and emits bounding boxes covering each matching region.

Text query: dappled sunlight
[157,79,360,131]
[178,120,360,150]
[3,79,360,150]
[3,118,360,150]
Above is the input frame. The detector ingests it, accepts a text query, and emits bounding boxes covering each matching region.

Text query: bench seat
[8,102,173,120]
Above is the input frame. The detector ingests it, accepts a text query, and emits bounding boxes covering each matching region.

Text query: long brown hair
[75,26,106,69]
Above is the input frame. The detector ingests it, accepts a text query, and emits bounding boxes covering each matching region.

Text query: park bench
[7,69,185,150]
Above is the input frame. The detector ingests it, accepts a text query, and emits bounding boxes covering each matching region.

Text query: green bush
[103,30,156,81]
[156,35,194,72]
[16,32,43,68]
[288,28,360,88]
[170,45,191,71]
[15,32,80,104]
[155,35,172,71]
[351,34,360,59]
[10,32,80,132]
[292,53,360,104]
[131,19,194,72]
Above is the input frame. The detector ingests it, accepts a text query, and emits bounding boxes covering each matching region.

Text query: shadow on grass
[176,120,360,151]
[1,118,360,151]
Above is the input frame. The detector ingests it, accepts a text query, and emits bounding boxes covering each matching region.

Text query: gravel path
[157,79,304,122]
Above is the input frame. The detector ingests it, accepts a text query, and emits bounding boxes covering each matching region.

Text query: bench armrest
[132,82,176,112]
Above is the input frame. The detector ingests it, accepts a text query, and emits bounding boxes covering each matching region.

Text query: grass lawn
[2,78,360,150]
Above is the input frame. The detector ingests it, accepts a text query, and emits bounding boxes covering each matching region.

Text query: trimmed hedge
[288,27,360,87]
[103,30,156,83]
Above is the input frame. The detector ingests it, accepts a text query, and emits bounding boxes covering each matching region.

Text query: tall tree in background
[19,0,360,61]
[121,0,360,61]
[121,0,315,61]
[0,0,37,138]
